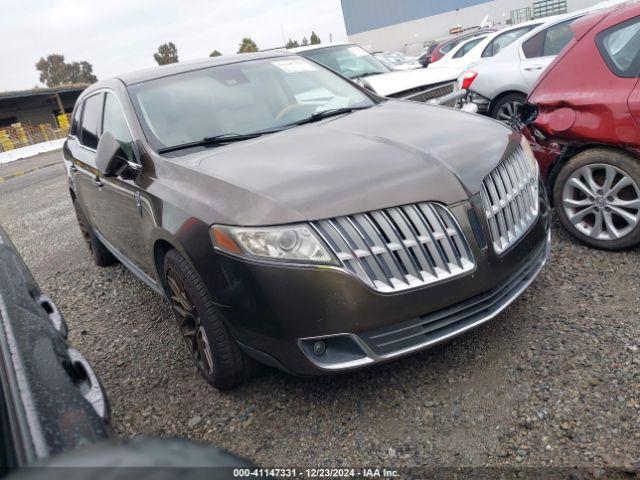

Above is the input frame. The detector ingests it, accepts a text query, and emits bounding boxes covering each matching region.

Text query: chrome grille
[480,146,539,254]
[312,203,475,293]
[390,82,456,103]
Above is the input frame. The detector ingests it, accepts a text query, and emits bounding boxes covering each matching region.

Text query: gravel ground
[0,153,638,470]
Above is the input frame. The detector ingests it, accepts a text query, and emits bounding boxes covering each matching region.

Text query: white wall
[349,0,604,55]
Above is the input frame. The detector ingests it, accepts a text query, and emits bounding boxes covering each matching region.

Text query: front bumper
[211,187,551,376]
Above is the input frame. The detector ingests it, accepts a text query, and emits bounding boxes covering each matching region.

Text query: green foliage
[238,37,259,53]
[285,38,299,49]
[310,31,321,45]
[35,54,97,87]
[301,37,309,46]
[154,42,179,65]
[209,50,223,57]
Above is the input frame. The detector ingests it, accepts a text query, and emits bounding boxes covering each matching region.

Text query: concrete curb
[0,162,61,183]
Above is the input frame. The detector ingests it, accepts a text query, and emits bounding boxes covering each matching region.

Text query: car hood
[171,101,518,226]
[363,67,462,96]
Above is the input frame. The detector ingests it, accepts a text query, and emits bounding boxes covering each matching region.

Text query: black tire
[490,92,527,126]
[163,249,254,389]
[72,199,117,267]
[553,148,640,250]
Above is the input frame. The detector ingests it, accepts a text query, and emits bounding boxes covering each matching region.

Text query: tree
[154,42,179,65]
[35,54,97,87]
[209,50,223,57]
[310,31,321,45]
[301,37,309,46]
[36,54,69,87]
[285,38,299,49]
[66,61,97,84]
[238,37,258,53]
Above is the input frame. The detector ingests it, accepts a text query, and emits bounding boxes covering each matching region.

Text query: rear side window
[482,26,536,58]
[440,40,459,54]
[522,19,578,58]
[453,37,484,58]
[80,93,104,149]
[597,16,640,77]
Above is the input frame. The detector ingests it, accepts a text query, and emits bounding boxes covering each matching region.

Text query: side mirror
[95,132,125,177]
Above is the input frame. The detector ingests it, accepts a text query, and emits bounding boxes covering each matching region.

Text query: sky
[0,0,348,91]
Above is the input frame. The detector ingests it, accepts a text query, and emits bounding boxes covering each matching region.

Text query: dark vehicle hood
[172,101,518,225]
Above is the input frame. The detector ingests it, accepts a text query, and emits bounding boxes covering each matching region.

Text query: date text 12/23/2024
[233,468,400,478]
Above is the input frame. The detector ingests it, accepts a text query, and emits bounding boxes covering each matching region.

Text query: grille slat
[312,202,475,293]
[390,82,456,103]
[481,146,540,254]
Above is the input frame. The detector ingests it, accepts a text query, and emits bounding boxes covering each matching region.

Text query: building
[0,85,86,128]
[341,0,607,55]
[0,85,86,152]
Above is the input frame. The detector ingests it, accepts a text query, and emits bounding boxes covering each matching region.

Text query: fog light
[313,341,326,356]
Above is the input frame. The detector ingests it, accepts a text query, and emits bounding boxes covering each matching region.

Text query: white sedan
[428,18,547,74]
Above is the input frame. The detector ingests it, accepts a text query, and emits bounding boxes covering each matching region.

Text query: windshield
[298,45,391,79]
[128,57,375,151]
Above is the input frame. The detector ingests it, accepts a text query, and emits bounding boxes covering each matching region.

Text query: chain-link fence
[0,114,70,152]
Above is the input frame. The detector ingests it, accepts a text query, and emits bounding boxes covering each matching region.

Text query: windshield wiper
[351,72,382,79]
[158,132,265,154]
[291,106,371,127]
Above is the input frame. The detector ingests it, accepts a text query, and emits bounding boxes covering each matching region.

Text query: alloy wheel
[562,163,640,241]
[496,100,523,127]
[166,269,214,375]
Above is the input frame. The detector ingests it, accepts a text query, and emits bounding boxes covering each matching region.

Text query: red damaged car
[524,1,640,250]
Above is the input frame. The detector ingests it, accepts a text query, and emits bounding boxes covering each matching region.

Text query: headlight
[211,224,336,265]
[520,135,539,180]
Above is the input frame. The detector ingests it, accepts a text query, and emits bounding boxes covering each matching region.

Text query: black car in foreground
[0,226,110,473]
[0,226,250,478]
[64,51,551,389]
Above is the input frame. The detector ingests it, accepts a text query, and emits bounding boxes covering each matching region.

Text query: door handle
[92,177,103,188]
[524,65,544,71]
[69,164,78,172]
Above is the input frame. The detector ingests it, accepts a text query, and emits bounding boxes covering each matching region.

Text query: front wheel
[163,249,255,389]
[553,148,640,250]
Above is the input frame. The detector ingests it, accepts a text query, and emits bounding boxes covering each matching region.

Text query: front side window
[128,57,375,152]
[103,93,135,162]
[522,18,579,59]
[453,37,484,58]
[80,93,104,149]
[299,45,390,79]
[597,16,640,77]
[483,26,537,58]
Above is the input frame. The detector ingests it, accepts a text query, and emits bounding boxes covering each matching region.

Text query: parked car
[418,42,439,67]
[428,34,490,72]
[459,6,615,124]
[429,29,498,64]
[429,19,548,74]
[64,51,550,389]
[524,1,640,250]
[0,225,111,473]
[374,51,422,71]
[290,43,463,106]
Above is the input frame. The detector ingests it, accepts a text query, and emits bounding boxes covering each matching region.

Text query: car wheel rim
[562,163,640,241]
[496,100,522,127]
[166,269,214,375]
